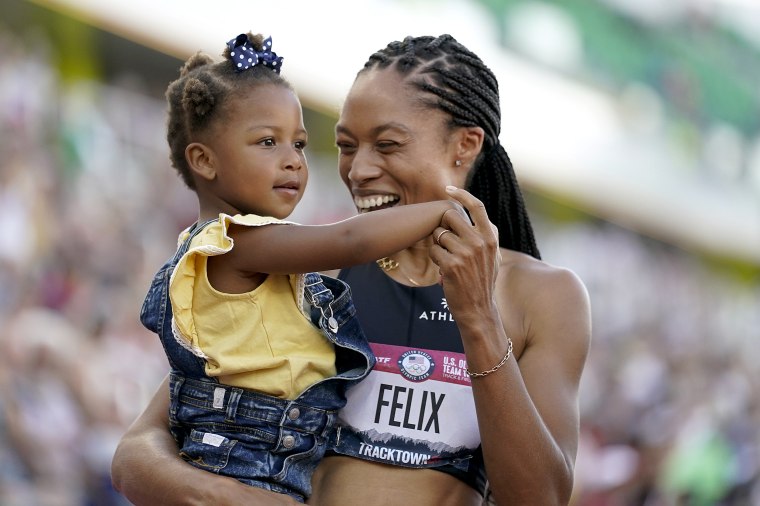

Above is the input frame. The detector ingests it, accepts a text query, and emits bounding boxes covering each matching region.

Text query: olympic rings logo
[398,350,435,382]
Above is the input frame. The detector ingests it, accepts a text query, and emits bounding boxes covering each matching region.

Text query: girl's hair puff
[165,32,292,189]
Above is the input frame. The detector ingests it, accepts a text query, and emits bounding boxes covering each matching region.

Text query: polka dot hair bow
[227,34,283,74]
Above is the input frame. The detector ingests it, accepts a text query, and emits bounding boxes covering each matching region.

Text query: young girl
[139,32,464,503]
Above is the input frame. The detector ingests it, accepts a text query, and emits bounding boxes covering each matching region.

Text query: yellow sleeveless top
[169,214,336,399]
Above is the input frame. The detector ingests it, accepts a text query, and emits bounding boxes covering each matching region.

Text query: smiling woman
[313,36,589,505]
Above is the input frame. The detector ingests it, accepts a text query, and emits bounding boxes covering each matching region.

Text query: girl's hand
[430,186,501,328]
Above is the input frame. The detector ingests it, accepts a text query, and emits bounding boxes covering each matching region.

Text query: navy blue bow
[227,34,283,74]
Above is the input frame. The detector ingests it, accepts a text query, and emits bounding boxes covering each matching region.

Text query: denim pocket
[272,432,323,482]
[180,429,236,472]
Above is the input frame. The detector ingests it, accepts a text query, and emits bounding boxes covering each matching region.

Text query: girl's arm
[221,199,461,276]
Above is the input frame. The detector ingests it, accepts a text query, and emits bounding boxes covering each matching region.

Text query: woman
[111,34,591,505]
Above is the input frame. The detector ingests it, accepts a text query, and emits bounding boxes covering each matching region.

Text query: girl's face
[203,84,308,219]
[335,69,465,214]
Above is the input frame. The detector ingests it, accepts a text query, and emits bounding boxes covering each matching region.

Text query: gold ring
[435,229,451,245]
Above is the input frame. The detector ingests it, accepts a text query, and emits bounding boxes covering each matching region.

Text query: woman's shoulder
[500,248,583,282]
[498,248,589,311]
[498,249,591,354]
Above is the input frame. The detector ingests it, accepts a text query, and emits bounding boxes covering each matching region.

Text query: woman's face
[335,68,465,213]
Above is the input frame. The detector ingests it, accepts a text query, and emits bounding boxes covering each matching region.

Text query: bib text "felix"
[374,384,445,433]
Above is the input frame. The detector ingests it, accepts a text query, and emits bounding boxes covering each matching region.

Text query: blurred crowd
[0,26,758,506]
[543,223,760,505]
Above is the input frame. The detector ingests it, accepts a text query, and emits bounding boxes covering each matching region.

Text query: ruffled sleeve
[168,213,299,356]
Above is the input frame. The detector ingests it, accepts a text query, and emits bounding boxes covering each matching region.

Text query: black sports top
[341,261,463,351]
[331,261,487,495]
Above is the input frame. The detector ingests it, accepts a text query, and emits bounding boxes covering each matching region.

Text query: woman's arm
[431,187,591,505]
[221,200,461,276]
[111,375,300,506]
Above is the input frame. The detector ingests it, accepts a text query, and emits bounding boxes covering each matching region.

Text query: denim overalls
[139,221,375,502]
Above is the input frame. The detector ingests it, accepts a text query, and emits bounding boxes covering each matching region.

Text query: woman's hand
[430,186,501,328]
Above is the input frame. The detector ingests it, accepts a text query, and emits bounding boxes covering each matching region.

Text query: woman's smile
[353,194,400,213]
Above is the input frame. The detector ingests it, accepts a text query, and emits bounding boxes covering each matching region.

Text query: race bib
[334,342,480,467]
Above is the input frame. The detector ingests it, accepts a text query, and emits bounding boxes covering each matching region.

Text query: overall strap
[163,217,219,379]
[302,272,339,334]
[174,218,217,259]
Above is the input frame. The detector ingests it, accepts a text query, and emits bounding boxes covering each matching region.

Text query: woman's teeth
[354,195,399,211]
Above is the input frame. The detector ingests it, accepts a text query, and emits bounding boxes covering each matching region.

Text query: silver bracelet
[465,337,513,378]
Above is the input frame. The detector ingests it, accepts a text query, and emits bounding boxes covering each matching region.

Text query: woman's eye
[377,141,398,150]
[336,142,355,154]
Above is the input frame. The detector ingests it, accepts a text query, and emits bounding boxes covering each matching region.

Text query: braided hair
[165,32,291,189]
[360,35,540,259]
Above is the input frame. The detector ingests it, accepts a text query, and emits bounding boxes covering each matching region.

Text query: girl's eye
[295,140,307,150]
[260,138,276,147]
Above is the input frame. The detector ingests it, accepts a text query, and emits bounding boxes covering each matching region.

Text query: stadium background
[1,0,758,504]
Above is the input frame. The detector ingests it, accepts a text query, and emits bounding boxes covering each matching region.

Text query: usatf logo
[398,350,435,382]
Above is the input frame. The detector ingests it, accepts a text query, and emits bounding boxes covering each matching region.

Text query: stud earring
[455,160,462,167]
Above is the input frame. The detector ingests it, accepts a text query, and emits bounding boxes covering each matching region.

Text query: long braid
[360,35,541,259]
